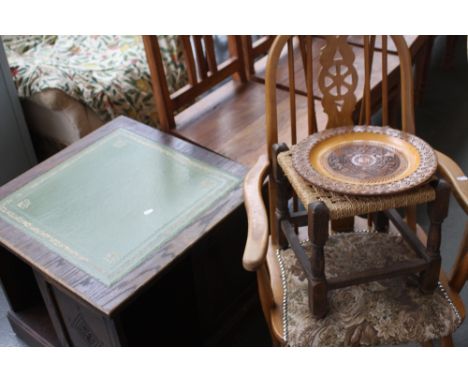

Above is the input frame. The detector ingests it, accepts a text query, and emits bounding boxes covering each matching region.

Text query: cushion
[277,232,462,346]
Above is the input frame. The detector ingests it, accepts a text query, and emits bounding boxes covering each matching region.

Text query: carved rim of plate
[291,126,438,196]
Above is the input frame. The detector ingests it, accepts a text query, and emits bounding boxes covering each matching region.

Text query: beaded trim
[275,247,289,343]
[276,231,463,345]
[437,281,463,327]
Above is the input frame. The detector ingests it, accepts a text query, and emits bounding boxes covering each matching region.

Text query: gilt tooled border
[291,126,438,196]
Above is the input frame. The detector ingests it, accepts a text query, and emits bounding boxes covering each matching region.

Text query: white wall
[0,41,37,185]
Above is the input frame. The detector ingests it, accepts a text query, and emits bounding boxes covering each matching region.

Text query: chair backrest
[143,35,247,131]
[264,35,416,241]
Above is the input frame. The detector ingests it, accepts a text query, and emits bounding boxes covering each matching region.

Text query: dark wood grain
[385,209,428,257]
[272,143,291,250]
[0,116,246,316]
[373,211,389,233]
[420,180,451,293]
[307,202,329,318]
[327,259,428,290]
[280,220,310,276]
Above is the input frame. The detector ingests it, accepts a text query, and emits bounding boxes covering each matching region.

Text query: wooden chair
[242,35,466,346]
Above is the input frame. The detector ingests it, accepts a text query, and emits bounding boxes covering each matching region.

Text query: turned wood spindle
[307,201,330,318]
[420,180,451,293]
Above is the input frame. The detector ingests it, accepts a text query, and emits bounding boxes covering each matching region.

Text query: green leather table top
[0,128,240,286]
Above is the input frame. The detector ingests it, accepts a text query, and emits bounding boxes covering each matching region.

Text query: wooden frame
[143,35,247,131]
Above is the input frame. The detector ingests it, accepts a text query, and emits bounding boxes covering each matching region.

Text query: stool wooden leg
[420,180,451,293]
[272,144,290,250]
[308,202,329,318]
[331,217,354,233]
[373,211,389,233]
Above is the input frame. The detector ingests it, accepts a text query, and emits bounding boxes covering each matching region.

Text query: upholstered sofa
[2,35,188,159]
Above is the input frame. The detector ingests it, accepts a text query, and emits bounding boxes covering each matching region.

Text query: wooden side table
[0,117,252,346]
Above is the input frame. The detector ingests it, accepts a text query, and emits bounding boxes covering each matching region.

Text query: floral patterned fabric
[2,35,188,127]
[279,232,462,346]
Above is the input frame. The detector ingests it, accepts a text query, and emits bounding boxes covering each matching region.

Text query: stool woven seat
[277,150,436,220]
[277,232,461,346]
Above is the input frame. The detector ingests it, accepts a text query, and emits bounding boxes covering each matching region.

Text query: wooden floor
[175,80,326,168]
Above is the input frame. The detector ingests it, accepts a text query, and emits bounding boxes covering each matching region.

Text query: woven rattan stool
[272,143,450,319]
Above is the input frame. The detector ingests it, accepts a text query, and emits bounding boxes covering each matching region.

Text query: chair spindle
[181,36,198,85]
[193,36,208,80]
[381,35,389,125]
[204,35,218,74]
[287,38,297,145]
[305,36,317,135]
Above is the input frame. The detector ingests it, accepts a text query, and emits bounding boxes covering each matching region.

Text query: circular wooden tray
[291,126,437,195]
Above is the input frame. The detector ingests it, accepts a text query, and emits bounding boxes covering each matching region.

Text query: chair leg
[331,217,354,233]
[420,180,451,293]
[256,266,274,336]
[441,335,454,347]
[307,202,329,318]
[373,211,389,233]
[449,222,468,294]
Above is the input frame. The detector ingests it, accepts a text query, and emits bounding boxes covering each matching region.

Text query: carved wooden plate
[291,126,437,195]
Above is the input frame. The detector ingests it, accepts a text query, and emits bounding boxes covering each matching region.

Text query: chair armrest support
[436,150,468,214]
[242,155,270,272]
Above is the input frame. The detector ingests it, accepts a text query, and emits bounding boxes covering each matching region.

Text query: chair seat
[277,232,462,346]
[277,150,436,220]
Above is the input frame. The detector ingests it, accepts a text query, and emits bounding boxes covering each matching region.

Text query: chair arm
[436,150,468,214]
[242,155,270,272]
